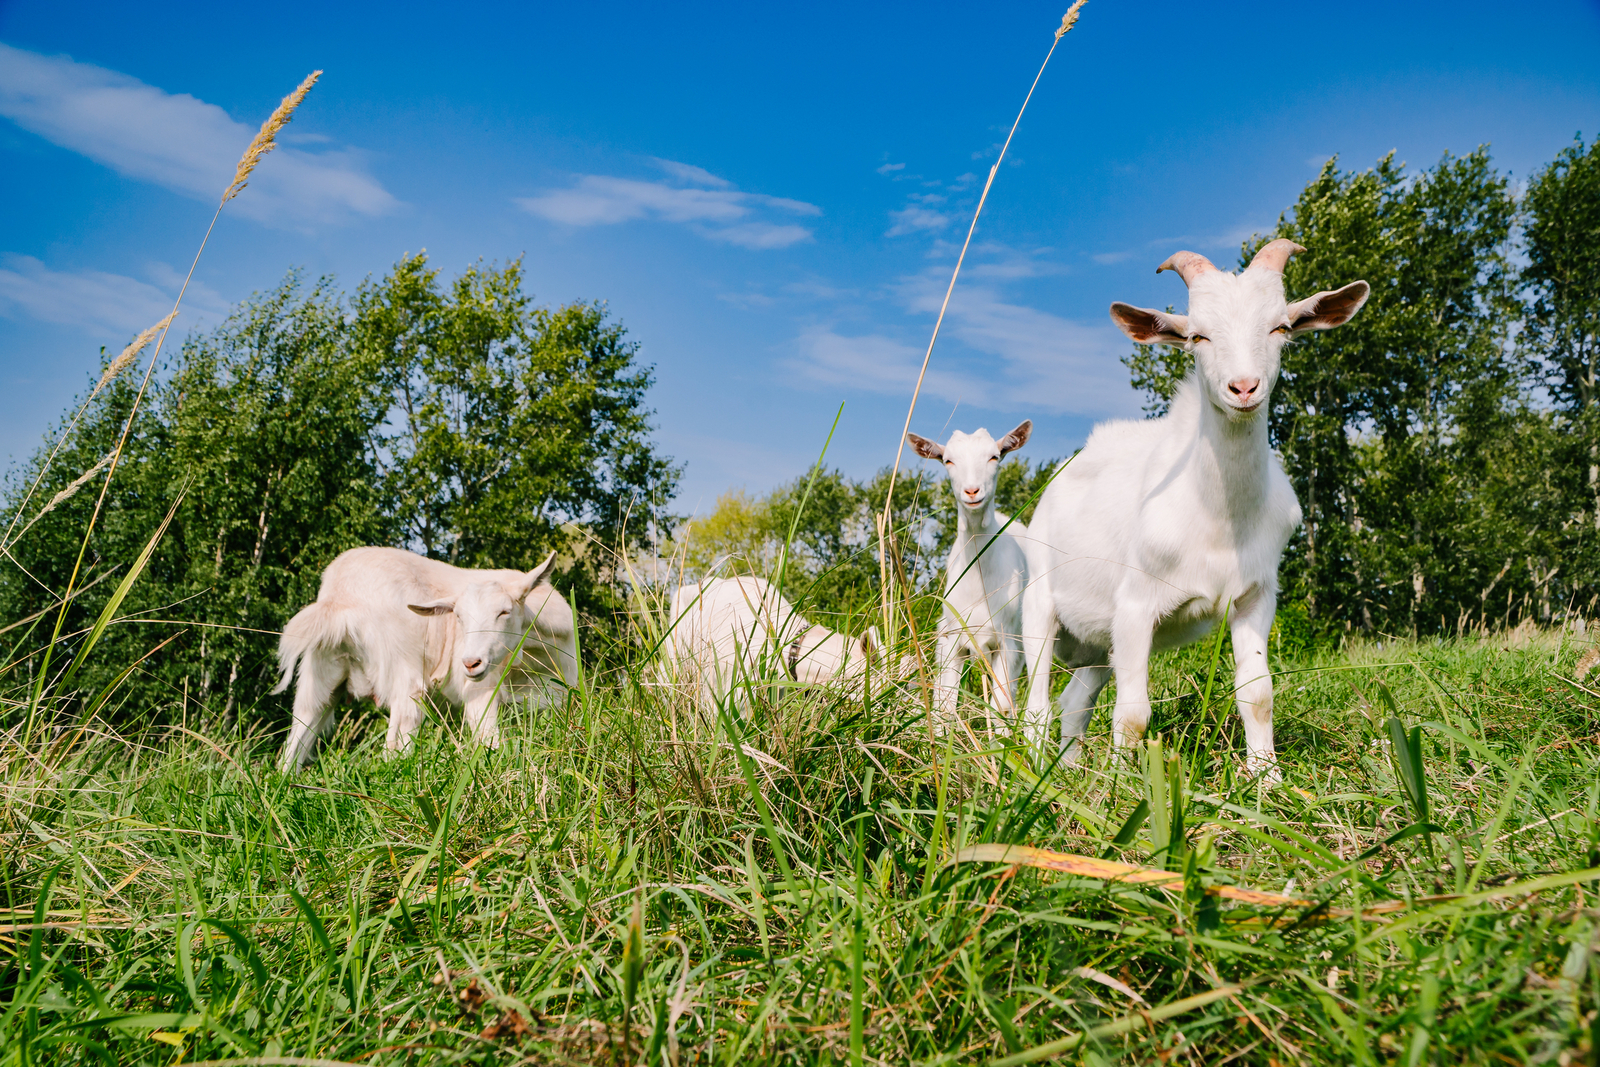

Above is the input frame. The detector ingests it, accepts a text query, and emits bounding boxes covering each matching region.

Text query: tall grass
[2,625,1597,1064]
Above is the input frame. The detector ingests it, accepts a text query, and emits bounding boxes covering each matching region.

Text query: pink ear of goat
[1155,250,1220,286]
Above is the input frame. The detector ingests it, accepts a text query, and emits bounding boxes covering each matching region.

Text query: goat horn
[1154,251,1219,285]
[1248,238,1307,274]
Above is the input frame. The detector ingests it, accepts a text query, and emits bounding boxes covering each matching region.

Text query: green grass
[2,624,1599,1065]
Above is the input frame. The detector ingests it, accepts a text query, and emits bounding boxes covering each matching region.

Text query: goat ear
[408,598,455,616]
[906,432,944,460]
[1109,303,1190,345]
[859,626,881,665]
[517,550,559,602]
[1287,281,1370,335]
[997,419,1031,457]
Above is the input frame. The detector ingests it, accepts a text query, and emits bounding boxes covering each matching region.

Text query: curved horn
[1248,238,1306,274]
[1154,251,1219,285]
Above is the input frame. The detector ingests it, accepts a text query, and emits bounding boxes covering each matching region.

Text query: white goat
[907,421,1032,720]
[1021,240,1369,777]
[659,576,878,712]
[275,547,578,769]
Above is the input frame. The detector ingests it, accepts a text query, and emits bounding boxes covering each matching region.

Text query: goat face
[907,421,1031,519]
[408,551,560,682]
[1109,240,1370,424]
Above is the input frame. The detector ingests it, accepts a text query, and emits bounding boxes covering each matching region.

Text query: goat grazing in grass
[660,576,879,714]
[908,420,1032,723]
[276,547,577,769]
[1021,240,1369,778]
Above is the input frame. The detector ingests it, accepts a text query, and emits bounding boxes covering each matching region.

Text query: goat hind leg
[280,652,342,771]
[1056,662,1109,764]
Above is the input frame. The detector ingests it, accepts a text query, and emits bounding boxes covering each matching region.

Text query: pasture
[3,623,1597,1064]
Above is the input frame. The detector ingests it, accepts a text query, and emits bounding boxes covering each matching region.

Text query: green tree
[1521,136,1600,617]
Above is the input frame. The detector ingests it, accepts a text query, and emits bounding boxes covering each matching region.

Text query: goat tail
[273,601,353,695]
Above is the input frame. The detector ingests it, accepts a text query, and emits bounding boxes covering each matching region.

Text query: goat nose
[463,657,483,673]
[1228,377,1261,401]
[963,486,981,497]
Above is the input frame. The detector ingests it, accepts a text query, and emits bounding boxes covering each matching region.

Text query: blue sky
[2,0,1598,513]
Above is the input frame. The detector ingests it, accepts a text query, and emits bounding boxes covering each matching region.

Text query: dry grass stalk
[221,70,322,204]
[91,311,178,400]
[20,451,116,535]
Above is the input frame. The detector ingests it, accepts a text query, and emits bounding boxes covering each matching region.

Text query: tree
[1521,136,1600,616]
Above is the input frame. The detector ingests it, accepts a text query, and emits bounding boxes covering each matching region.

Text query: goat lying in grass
[908,420,1032,723]
[659,576,879,714]
[275,547,577,768]
[1021,239,1369,778]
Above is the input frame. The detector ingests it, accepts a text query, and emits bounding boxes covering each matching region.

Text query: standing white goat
[275,547,578,769]
[660,576,878,713]
[907,421,1032,721]
[1021,240,1369,777]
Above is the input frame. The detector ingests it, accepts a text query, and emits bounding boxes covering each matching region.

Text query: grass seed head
[1056,0,1086,39]
[92,311,178,399]
[222,70,322,205]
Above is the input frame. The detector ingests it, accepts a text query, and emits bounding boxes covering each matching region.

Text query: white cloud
[790,255,1139,420]
[516,161,820,249]
[0,42,398,224]
[887,205,950,237]
[650,157,732,188]
[0,254,228,339]
[876,161,905,175]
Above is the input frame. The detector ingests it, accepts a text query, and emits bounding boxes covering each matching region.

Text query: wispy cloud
[0,254,227,339]
[517,159,820,249]
[0,42,398,225]
[887,205,950,237]
[790,254,1137,420]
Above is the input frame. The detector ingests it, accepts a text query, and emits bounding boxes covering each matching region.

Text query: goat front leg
[932,622,964,724]
[1230,592,1279,783]
[1019,585,1058,746]
[463,686,502,749]
[1109,600,1157,751]
[384,687,425,758]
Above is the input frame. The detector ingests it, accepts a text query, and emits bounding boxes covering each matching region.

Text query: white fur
[275,546,577,769]
[1021,245,1369,779]
[908,422,1032,721]
[659,576,877,712]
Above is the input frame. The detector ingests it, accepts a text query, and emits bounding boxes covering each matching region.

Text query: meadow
[2,619,1597,1065]
[4,39,1600,1067]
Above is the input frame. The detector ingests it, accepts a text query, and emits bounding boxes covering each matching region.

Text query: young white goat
[1021,240,1369,777]
[907,421,1032,720]
[660,576,878,713]
[275,547,577,769]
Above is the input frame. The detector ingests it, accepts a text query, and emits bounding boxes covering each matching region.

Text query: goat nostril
[464,658,483,672]
[1229,378,1260,399]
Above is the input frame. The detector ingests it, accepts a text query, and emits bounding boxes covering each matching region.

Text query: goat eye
[1271,324,1291,336]
[497,610,509,618]
[1189,334,1210,344]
